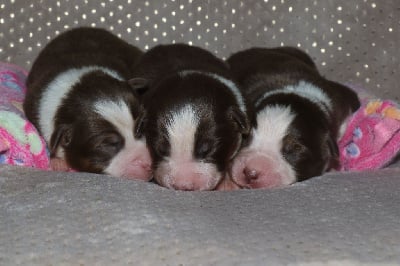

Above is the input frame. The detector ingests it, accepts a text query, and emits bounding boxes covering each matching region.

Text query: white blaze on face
[155,105,221,190]
[166,105,199,162]
[94,99,152,180]
[231,105,297,188]
[251,106,294,151]
[250,105,297,183]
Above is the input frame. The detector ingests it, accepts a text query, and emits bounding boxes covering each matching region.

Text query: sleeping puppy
[24,27,152,180]
[226,47,360,189]
[130,44,251,191]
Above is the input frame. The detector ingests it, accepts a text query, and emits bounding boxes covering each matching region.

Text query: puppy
[130,44,251,191]
[226,47,360,189]
[24,27,152,180]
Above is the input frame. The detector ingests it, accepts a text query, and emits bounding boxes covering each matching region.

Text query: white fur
[93,99,135,145]
[156,104,221,190]
[179,70,246,113]
[38,66,123,143]
[247,105,297,184]
[250,106,295,150]
[94,99,148,177]
[255,81,332,116]
[166,105,199,161]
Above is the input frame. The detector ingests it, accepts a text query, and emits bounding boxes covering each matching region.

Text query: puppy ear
[134,110,147,139]
[49,124,72,158]
[326,134,339,169]
[228,106,250,135]
[327,134,339,158]
[128,77,149,95]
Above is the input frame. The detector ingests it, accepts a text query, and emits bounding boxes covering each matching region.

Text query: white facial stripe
[155,104,224,190]
[179,70,246,113]
[39,66,124,143]
[255,81,332,116]
[249,105,297,182]
[251,105,295,151]
[166,105,200,161]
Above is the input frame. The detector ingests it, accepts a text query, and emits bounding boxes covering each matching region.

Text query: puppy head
[230,102,337,189]
[50,74,152,180]
[137,74,249,191]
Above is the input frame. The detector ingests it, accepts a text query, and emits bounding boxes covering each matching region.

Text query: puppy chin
[154,160,222,191]
[230,149,296,189]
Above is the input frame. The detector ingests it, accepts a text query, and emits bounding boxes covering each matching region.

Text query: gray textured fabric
[1,1,400,265]
[1,164,400,265]
[0,0,399,100]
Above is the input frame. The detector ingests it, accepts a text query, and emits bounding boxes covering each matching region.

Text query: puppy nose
[243,167,259,182]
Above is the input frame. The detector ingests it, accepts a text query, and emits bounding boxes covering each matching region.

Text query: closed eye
[154,135,170,158]
[91,132,124,154]
[194,138,218,160]
[281,135,309,162]
[196,141,212,158]
[156,144,169,157]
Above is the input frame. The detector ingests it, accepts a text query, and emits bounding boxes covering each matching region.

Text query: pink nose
[234,156,285,189]
[156,164,218,191]
[243,167,259,181]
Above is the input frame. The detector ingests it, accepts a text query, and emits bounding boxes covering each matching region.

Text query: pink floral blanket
[0,62,49,169]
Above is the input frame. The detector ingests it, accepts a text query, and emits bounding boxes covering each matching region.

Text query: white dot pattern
[0,0,399,100]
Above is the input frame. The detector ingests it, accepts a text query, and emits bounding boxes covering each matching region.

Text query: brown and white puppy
[226,47,360,189]
[24,27,152,180]
[130,44,251,191]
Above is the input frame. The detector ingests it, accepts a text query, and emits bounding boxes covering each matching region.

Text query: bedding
[0,1,399,264]
[0,63,49,170]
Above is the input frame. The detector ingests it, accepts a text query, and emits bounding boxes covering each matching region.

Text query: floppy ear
[228,106,250,135]
[49,124,72,158]
[128,77,149,95]
[327,134,339,158]
[134,110,147,139]
[326,134,339,169]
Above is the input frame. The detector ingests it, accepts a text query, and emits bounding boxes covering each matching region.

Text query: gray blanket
[1,164,400,265]
[0,0,399,265]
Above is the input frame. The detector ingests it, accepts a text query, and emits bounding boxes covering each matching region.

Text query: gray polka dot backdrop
[0,0,398,100]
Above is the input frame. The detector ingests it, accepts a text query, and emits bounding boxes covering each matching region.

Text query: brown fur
[227,47,360,180]
[23,27,144,173]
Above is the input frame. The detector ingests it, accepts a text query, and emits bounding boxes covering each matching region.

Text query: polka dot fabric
[0,0,398,100]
